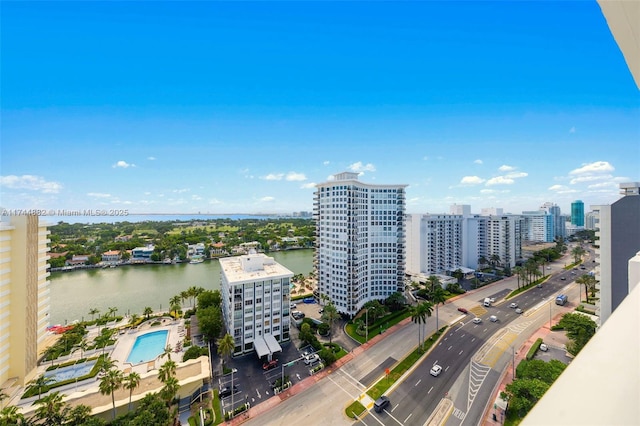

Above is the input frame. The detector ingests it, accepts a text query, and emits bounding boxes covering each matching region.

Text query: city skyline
[2,2,639,218]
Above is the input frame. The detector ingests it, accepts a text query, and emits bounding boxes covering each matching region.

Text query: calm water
[49,249,314,325]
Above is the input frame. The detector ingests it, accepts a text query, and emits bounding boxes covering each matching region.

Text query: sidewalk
[480,312,569,426]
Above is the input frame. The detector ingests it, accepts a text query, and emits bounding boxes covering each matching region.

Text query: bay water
[49,249,314,325]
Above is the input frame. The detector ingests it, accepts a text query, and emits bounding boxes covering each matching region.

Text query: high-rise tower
[571,200,585,227]
[314,172,407,317]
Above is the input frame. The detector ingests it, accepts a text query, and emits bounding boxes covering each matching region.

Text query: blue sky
[1,1,638,219]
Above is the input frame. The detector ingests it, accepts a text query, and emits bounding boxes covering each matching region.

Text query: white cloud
[172,188,190,193]
[285,172,307,181]
[0,175,63,193]
[112,160,135,168]
[570,174,612,184]
[569,127,576,134]
[262,173,284,181]
[474,159,483,165]
[460,176,485,185]
[191,195,202,201]
[147,156,156,161]
[498,165,515,172]
[548,184,577,194]
[348,162,376,173]
[486,176,514,186]
[260,196,275,202]
[208,198,222,205]
[301,182,316,189]
[505,171,528,179]
[323,161,330,166]
[480,189,497,194]
[588,181,618,189]
[87,192,111,198]
[569,161,614,175]
[423,156,429,161]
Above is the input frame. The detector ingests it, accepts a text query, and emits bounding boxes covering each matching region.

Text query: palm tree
[99,368,123,420]
[429,286,446,331]
[576,274,597,303]
[88,308,100,322]
[217,333,235,369]
[72,338,90,359]
[410,304,426,350]
[29,375,54,400]
[122,372,141,412]
[418,301,433,348]
[161,344,173,361]
[321,303,341,344]
[100,356,116,373]
[158,360,177,384]
[159,376,180,408]
[426,275,440,293]
[41,346,58,367]
[34,391,68,426]
[94,334,111,356]
[0,405,26,425]
[143,306,153,320]
[67,404,93,426]
[571,246,586,264]
[170,295,182,312]
[478,255,488,269]
[107,307,118,320]
[512,266,524,290]
[129,313,140,327]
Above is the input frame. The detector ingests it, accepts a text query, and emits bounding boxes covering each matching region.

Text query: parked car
[318,308,324,314]
[561,277,566,280]
[509,302,518,309]
[430,364,443,377]
[472,317,482,324]
[263,360,278,370]
[219,385,239,398]
[457,307,468,314]
[290,302,297,309]
[536,284,543,288]
[539,343,549,352]
[303,353,320,365]
[374,395,390,413]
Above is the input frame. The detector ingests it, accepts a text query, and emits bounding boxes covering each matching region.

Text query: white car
[472,317,482,324]
[490,315,498,322]
[515,308,523,314]
[303,353,320,365]
[539,343,549,352]
[430,364,442,377]
[509,302,518,309]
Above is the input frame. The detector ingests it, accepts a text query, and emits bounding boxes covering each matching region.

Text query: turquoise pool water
[126,330,168,364]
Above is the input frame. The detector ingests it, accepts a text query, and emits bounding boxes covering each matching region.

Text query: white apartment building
[0,215,51,393]
[521,210,554,243]
[314,172,407,317]
[406,214,463,276]
[485,215,523,269]
[591,182,640,325]
[219,251,292,356]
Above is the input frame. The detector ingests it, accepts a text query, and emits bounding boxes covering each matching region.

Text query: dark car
[219,385,238,398]
[374,395,390,413]
[263,359,278,370]
[457,307,468,314]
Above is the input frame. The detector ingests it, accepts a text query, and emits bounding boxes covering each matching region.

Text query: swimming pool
[126,330,169,364]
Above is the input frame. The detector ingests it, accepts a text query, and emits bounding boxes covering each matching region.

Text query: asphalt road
[233,248,596,425]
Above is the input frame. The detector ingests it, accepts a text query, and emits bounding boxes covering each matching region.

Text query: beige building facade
[0,215,51,391]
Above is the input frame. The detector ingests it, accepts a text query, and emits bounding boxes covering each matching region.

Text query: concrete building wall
[0,215,50,388]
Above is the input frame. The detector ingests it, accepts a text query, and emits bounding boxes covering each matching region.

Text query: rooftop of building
[219,252,293,283]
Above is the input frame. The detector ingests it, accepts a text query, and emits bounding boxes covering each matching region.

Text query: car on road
[515,308,523,314]
[536,284,543,288]
[539,343,549,352]
[561,277,566,280]
[490,315,498,322]
[219,385,239,398]
[263,360,278,370]
[472,317,482,324]
[457,307,468,314]
[430,364,443,377]
[290,302,297,309]
[509,302,518,309]
[374,396,390,413]
[303,353,320,365]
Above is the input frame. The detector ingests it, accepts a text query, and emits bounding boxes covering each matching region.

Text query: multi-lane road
[241,250,594,426]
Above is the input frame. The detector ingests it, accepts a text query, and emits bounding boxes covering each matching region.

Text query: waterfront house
[101,250,121,263]
[66,255,90,266]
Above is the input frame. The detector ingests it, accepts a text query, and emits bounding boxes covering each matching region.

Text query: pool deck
[111,317,187,375]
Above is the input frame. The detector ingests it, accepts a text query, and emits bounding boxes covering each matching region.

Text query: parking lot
[215,297,360,415]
